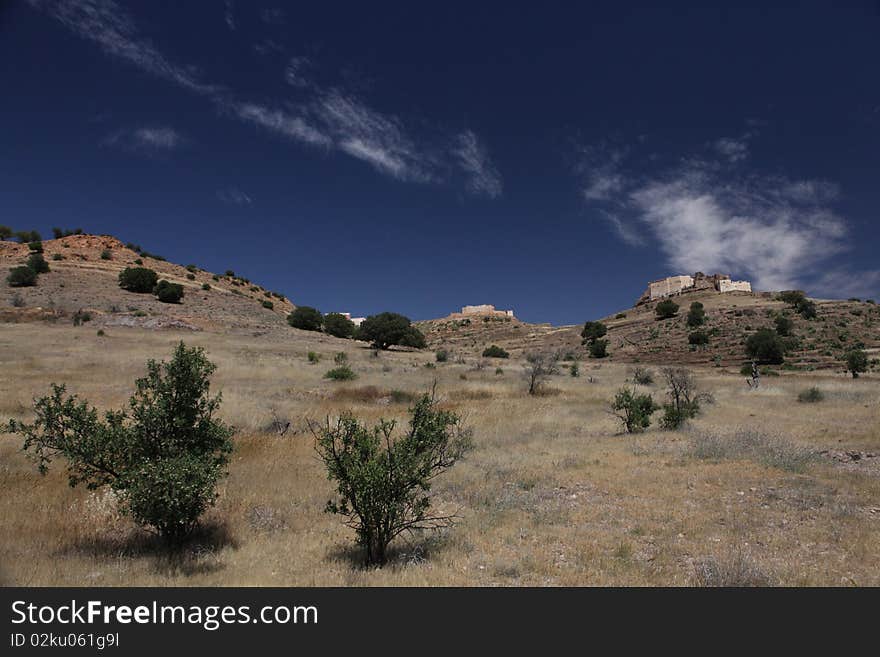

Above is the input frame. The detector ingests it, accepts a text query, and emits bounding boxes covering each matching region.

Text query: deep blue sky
[3,1,879,323]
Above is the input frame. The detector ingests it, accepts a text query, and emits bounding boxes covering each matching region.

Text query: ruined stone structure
[636,272,752,305]
[460,304,514,317]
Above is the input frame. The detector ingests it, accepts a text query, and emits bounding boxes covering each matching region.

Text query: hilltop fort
[636,272,752,305]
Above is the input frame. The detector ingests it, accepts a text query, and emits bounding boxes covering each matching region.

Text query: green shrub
[261,300,274,310]
[482,345,509,358]
[312,393,471,565]
[495,367,503,375]
[797,387,824,403]
[774,315,794,336]
[611,387,659,433]
[631,366,654,385]
[356,312,426,350]
[0,225,11,240]
[212,274,219,281]
[307,351,321,363]
[844,349,868,378]
[288,306,324,331]
[659,367,701,430]
[201,283,210,291]
[323,312,356,338]
[186,273,196,281]
[776,290,806,305]
[435,349,449,363]
[655,299,679,319]
[100,249,112,260]
[118,266,158,293]
[688,330,709,346]
[52,253,64,261]
[97,329,105,337]
[6,343,233,544]
[686,302,706,327]
[28,240,43,253]
[746,328,785,364]
[615,313,627,319]
[155,280,184,304]
[27,253,50,274]
[186,264,198,273]
[581,321,608,344]
[225,270,235,277]
[589,339,608,358]
[570,362,580,377]
[7,266,37,287]
[324,365,357,381]
[334,352,348,364]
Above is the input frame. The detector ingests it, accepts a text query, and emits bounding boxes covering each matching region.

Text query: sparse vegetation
[523,351,559,395]
[324,365,357,381]
[655,299,679,320]
[118,267,158,293]
[659,367,701,429]
[6,343,234,544]
[610,387,658,433]
[482,345,509,359]
[797,387,824,403]
[312,392,471,565]
[155,280,184,304]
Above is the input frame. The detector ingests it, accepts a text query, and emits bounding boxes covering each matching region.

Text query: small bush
[659,367,701,430]
[334,352,348,364]
[312,393,471,565]
[774,315,794,336]
[797,387,824,403]
[495,367,504,375]
[262,300,274,310]
[324,365,357,381]
[186,264,198,273]
[96,329,105,337]
[435,349,449,363]
[307,351,321,363]
[482,345,509,358]
[581,321,608,345]
[631,366,654,385]
[202,283,211,291]
[225,270,235,277]
[118,267,158,293]
[27,253,50,274]
[28,240,43,253]
[155,280,184,304]
[288,306,323,332]
[7,266,37,287]
[688,330,709,346]
[11,293,25,307]
[186,273,196,281]
[52,253,64,261]
[611,387,659,433]
[588,339,608,358]
[844,349,868,378]
[570,362,579,377]
[655,299,679,319]
[686,302,706,327]
[100,249,112,260]
[615,313,627,319]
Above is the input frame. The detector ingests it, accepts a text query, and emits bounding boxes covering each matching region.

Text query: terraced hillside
[1,235,294,333]
[419,290,880,372]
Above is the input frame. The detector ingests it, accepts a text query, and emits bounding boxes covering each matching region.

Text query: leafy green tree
[589,338,608,358]
[356,312,425,350]
[6,343,234,544]
[611,387,659,433]
[155,280,184,303]
[659,367,701,429]
[777,290,806,305]
[324,312,356,338]
[26,253,50,274]
[688,330,709,345]
[118,267,158,293]
[580,321,607,345]
[28,241,43,253]
[7,266,37,287]
[287,306,324,332]
[745,328,785,364]
[313,392,472,565]
[686,301,706,327]
[0,225,12,240]
[796,299,817,319]
[482,345,509,358]
[774,315,794,336]
[844,349,868,378]
[655,299,679,319]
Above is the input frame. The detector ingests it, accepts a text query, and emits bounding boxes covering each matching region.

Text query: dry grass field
[2,322,878,586]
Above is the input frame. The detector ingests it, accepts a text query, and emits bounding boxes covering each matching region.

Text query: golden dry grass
[1,323,879,586]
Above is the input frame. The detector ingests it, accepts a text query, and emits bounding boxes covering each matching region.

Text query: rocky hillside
[1,235,294,333]
[419,290,880,371]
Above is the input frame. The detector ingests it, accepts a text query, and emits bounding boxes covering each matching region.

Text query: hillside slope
[419,290,880,371]
[1,235,294,333]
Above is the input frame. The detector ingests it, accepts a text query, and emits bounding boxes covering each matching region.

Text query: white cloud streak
[216,187,252,205]
[103,125,182,152]
[453,130,503,198]
[580,140,853,292]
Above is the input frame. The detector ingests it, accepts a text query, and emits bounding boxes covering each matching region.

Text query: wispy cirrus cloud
[453,130,503,198]
[29,0,220,95]
[579,135,854,292]
[29,0,502,196]
[216,187,252,205]
[103,125,183,152]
